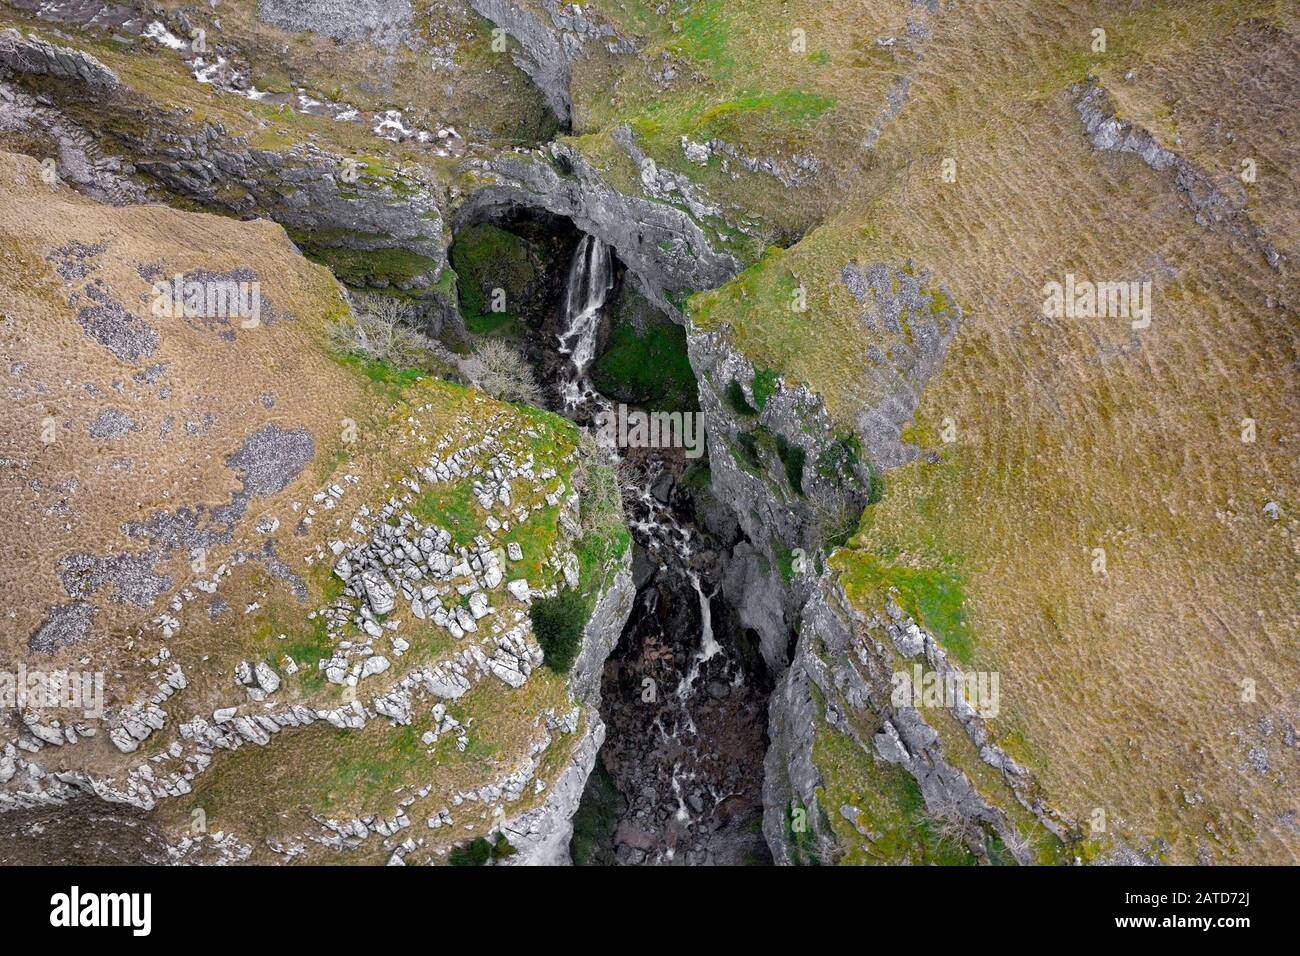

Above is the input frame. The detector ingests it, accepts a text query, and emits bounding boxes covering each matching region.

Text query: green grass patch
[501,503,561,584]
[448,832,517,865]
[813,708,978,865]
[783,799,822,866]
[411,478,483,549]
[834,553,973,665]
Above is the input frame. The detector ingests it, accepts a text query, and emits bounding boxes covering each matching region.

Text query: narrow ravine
[546,235,772,866]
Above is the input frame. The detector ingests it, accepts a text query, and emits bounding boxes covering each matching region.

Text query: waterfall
[557,234,613,375]
[675,572,721,701]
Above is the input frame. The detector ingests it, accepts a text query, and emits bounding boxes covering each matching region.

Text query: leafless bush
[614,457,650,512]
[998,822,1037,865]
[808,483,862,550]
[330,294,448,372]
[467,339,543,406]
[921,791,977,855]
[574,433,631,537]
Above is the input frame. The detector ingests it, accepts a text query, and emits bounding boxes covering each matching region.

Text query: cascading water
[557,234,614,408]
[547,230,769,865]
[587,455,769,865]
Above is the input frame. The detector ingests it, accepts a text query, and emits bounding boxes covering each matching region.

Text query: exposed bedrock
[457,136,742,320]
[687,326,874,675]
[502,558,636,865]
[0,29,453,305]
[466,0,634,126]
[761,569,1056,866]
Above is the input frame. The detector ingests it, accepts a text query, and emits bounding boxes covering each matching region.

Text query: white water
[557,235,614,406]
[675,572,722,701]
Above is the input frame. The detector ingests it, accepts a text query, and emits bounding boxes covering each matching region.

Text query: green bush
[751,367,779,410]
[448,833,518,866]
[530,588,589,673]
[448,836,493,866]
[725,379,758,415]
[775,434,806,495]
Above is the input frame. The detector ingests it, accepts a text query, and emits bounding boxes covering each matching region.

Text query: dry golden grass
[0,149,595,860]
[0,149,352,664]
[692,0,1299,862]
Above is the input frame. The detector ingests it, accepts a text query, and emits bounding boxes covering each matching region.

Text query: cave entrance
[447,209,696,424]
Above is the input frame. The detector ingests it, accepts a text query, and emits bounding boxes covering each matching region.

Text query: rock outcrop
[458,134,742,318]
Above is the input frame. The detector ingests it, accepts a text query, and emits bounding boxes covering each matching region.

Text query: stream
[552,236,771,866]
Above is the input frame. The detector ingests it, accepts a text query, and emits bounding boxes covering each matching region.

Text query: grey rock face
[500,556,634,865]
[1,24,450,295]
[88,407,138,440]
[763,570,1058,866]
[688,326,874,673]
[134,132,448,293]
[0,78,145,205]
[0,29,119,90]
[27,601,96,654]
[459,137,742,318]
[360,569,397,617]
[839,262,960,469]
[255,0,415,51]
[468,0,632,124]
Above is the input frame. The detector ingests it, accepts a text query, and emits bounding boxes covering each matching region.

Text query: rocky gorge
[1,0,1295,868]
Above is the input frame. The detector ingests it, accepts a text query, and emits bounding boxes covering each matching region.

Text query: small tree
[330,294,452,373]
[447,833,517,865]
[448,836,493,866]
[468,339,543,406]
[530,588,588,673]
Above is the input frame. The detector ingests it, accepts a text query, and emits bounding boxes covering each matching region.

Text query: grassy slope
[571,0,907,243]
[667,0,1298,863]
[0,149,622,863]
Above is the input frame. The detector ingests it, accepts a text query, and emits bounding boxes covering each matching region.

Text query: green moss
[574,455,631,608]
[733,430,761,471]
[835,553,974,665]
[694,89,835,139]
[774,540,796,582]
[290,229,439,289]
[591,299,699,412]
[751,367,779,410]
[812,702,978,865]
[448,836,493,866]
[681,461,712,493]
[814,432,865,486]
[334,352,426,391]
[448,223,543,332]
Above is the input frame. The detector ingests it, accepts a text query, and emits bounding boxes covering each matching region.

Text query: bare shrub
[919,791,978,856]
[467,339,543,406]
[808,483,863,551]
[997,822,1038,865]
[574,433,631,538]
[329,294,449,372]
